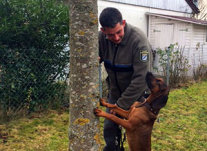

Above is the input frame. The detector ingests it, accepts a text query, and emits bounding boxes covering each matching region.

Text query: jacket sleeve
[116,39,151,110]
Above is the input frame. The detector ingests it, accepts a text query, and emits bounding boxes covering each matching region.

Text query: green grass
[0,110,69,151]
[151,81,207,151]
[0,81,207,151]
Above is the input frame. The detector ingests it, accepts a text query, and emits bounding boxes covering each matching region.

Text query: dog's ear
[145,72,155,89]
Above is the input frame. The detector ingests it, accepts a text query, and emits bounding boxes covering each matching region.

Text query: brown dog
[94,72,169,151]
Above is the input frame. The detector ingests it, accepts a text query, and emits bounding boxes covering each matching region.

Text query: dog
[94,72,169,151]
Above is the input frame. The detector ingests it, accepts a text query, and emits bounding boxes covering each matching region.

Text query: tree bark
[68,0,101,151]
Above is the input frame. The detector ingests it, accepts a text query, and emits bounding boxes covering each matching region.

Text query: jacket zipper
[113,45,122,95]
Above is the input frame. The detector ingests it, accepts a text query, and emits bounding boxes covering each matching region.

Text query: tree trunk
[68,0,100,151]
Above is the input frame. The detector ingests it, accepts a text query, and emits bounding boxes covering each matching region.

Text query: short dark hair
[99,7,123,28]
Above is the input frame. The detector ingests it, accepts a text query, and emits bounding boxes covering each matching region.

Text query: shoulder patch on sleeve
[140,50,149,62]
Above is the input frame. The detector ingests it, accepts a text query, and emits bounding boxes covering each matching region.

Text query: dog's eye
[159,82,167,92]
[156,79,161,83]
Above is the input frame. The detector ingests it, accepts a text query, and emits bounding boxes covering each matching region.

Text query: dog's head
[145,72,169,111]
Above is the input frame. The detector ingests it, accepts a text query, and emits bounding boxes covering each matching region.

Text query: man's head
[99,7,126,44]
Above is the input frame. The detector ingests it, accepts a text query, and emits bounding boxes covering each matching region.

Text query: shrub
[193,64,207,81]
[156,43,191,86]
[0,0,69,115]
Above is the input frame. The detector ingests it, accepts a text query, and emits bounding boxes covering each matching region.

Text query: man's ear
[100,27,105,33]
[122,20,126,27]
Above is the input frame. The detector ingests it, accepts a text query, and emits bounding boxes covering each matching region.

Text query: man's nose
[114,34,119,40]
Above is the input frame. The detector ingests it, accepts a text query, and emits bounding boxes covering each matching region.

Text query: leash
[99,63,102,98]
[120,131,126,151]
[99,62,126,150]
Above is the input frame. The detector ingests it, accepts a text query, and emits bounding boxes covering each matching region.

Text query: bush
[193,64,207,81]
[0,0,69,115]
[156,43,190,86]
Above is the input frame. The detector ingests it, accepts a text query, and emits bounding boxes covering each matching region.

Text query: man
[99,7,152,151]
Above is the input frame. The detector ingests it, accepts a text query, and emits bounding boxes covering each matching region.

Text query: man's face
[101,20,126,44]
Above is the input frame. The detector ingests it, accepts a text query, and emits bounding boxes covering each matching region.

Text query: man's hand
[98,57,103,63]
[110,109,116,115]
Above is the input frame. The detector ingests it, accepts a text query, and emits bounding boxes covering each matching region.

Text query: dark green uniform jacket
[99,23,151,110]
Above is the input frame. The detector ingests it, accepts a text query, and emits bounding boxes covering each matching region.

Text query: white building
[98,0,207,76]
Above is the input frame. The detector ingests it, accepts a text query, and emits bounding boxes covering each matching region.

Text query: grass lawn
[152,81,207,151]
[0,81,207,151]
[0,110,69,151]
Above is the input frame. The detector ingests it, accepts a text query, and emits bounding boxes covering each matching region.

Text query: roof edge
[146,12,207,26]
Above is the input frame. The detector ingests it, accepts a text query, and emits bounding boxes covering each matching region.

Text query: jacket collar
[119,23,130,46]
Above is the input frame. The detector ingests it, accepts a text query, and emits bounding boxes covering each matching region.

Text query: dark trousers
[103,107,122,151]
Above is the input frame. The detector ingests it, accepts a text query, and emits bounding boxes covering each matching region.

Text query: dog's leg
[100,98,129,119]
[94,108,132,130]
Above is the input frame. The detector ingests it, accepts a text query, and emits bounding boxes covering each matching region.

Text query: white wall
[191,25,207,68]
[148,15,207,76]
[105,0,193,13]
[98,0,207,77]
[98,0,148,34]
[98,0,191,35]
[148,16,193,49]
